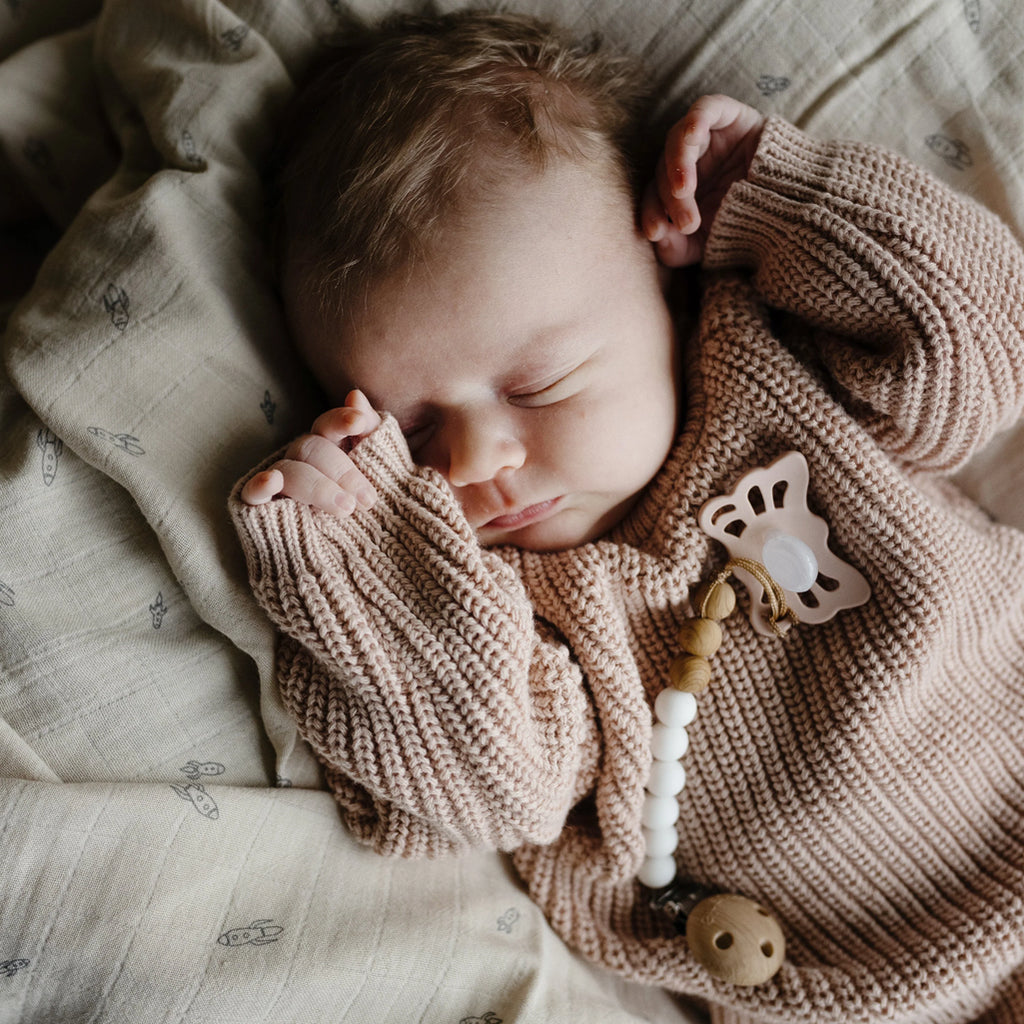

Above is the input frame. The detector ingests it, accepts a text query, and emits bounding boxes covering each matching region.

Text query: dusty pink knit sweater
[231,118,1024,1022]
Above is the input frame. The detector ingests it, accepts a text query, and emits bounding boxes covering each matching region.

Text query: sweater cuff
[703,115,848,271]
[227,413,422,520]
[352,413,479,550]
[229,412,479,579]
[347,411,417,491]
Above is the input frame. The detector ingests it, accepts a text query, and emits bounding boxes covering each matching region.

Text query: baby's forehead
[291,149,650,399]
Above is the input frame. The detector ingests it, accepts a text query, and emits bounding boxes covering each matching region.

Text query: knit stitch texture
[231,118,1024,1023]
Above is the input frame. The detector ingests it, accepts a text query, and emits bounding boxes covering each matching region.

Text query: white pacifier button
[761,530,818,592]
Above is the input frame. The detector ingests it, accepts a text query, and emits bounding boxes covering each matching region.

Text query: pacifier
[698,451,870,636]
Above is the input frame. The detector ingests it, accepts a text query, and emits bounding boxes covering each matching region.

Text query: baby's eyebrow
[505,321,592,370]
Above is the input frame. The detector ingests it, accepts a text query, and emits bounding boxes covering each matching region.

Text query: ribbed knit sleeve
[229,415,595,856]
[704,116,1024,471]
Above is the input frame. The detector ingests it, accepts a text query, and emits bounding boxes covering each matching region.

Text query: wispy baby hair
[273,8,651,321]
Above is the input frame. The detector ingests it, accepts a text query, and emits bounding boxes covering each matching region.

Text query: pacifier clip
[639,452,871,987]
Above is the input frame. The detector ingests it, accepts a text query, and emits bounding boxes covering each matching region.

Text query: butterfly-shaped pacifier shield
[698,452,870,636]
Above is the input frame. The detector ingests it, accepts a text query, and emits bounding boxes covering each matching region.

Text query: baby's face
[293,155,680,551]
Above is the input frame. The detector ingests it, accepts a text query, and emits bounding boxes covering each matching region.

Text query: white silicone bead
[651,722,689,761]
[646,758,686,797]
[762,529,819,592]
[643,825,679,857]
[654,688,698,728]
[641,792,680,829]
[637,854,677,889]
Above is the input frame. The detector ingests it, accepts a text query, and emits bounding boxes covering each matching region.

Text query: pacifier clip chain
[643,452,873,986]
[640,560,788,987]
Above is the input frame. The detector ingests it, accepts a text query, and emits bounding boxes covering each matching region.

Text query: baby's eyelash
[508,369,577,405]
[519,379,561,398]
[400,421,434,449]
[398,366,582,448]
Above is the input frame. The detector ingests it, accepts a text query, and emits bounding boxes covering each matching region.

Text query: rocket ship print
[149,592,169,629]
[36,429,63,485]
[171,782,219,819]
[217,920,283,947]
[925,134,973,171]
[180,760,225,781]
[87,427,146,456]
[102,283,130,329]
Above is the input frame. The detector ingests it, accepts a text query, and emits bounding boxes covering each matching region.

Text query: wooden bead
[696,579,737,621]
[676,617,723,657]
[669,654,711,694]
[685,893,785,987]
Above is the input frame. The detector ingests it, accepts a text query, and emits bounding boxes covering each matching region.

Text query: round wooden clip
[686,893,785,987]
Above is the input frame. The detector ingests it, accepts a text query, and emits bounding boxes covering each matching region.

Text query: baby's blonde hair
[273,9,651,322]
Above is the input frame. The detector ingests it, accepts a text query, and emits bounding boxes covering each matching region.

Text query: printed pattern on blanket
[2,0,1024,1021]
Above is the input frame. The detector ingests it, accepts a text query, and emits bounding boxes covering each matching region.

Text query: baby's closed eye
[506,367,583,408]
[401,421,435,452]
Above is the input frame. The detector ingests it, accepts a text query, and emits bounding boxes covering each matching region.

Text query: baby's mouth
[481,497,563,532]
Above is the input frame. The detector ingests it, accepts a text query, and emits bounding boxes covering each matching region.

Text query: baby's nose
[445,413,526,488]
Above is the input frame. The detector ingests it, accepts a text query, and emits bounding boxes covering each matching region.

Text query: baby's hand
[240,389,382,515]
[642,94,765,267]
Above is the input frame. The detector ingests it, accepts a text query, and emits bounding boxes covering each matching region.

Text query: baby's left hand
[642,94,765,267]
[240,389,382,515]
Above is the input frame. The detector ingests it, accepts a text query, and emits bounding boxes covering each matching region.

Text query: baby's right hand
[240,389,381,515]
[642,94,765,267]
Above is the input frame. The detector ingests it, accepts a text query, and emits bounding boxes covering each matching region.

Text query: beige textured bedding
[2,1,1023,1021]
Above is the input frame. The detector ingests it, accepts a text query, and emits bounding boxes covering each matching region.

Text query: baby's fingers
[269,457,373,515]
[240,390,383,513]
[641,181,704,267]
[312,389,383,447]
[284,432,378,511]
[654,155,701,236]
[669,95,746,158]
[663,109,711,199]
[240,468,285,505]
[239,434,378,514]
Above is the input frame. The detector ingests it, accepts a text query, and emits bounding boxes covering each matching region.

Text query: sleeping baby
[230,10,1024,1022]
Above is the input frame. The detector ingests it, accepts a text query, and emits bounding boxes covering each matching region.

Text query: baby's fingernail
[356,486,376,508]
[334,493,356,513]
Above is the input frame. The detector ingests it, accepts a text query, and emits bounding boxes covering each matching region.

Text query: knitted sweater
[231,118,1024,1023]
